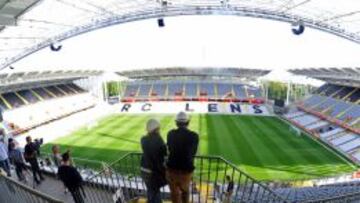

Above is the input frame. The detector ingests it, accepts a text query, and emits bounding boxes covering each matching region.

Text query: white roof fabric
[1,0,360,70]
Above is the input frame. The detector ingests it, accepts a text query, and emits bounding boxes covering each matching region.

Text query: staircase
[0,173,63,203]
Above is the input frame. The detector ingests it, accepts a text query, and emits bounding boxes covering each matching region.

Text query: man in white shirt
[0,128,11,177]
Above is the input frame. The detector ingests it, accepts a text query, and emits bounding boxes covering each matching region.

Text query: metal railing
[9,152,360,203]
[0,172,63,203]
[39,152,105,172]
[85,152,286,203]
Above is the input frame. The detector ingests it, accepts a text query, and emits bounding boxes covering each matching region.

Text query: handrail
[40,152,104,165]
[135,152,286,200]
[86,151,287,202]
[0,173,63,203]
[85,152,132,180]
[32,151,360,202]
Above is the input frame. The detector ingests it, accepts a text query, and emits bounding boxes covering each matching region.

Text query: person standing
[51,145,62,167]
[24,136,44,185]
[8,142,28,181]
[140,119,167,203]
[8,138,14,152]
[223,175,234,203]
[51,144,68,194]
[0,129,11,177]
[58,152,85,203]
[166,112,199,203]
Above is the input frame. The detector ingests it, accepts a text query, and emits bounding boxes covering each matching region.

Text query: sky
[10,15,360,84]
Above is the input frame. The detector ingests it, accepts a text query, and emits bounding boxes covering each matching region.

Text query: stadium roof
[0,69,102,89]
[1,0,360,71]
[289,67,360,87]
[117,67,270,79]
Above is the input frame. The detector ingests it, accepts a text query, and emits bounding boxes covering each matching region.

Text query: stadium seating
[299,84,360,126]
[329,133,358,146]
[123,84,138,97]
[284,83,360,164]
[303,95,325,107]
[68,83,86,93]
[292,114,320,126]
[0,83,92,136]
[0,98,8,110]
[57,84,76,94]
[217,83,232,98]
[333,86,355,99]
[3,93,95,132]
[247,86,262,98]
[285,108,360,163]
[353,151,360,161]
[46,86,65,97]
[233,84,247,99]
[138,84,151,97]
[151,83,166,97]
[315,84,359,103]
[319,127,345,139]
[275,182,360,203]
[329,100,352,117]
[0,83,86,111]
[168,82,184,96]
[315,83,330,94]
[348,89,360,103]
[1,92,25,108]
[322,84,342,97]
[338,105,360,122]
[306,120,329,130]
[284,111,306,119]
[199,83,215,97]
[32,87,54,100]
[313,97,337,111]
[122,80,263,102]
[17,90,40,104]
[338,138,360,152]
[185,83,198,97]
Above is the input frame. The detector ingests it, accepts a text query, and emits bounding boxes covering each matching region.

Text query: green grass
[42,114,357,181]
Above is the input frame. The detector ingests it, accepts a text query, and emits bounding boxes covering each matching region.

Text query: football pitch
[42,114,357,181]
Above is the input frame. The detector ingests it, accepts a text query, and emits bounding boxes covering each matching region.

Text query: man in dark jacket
[166,112,199,203]
[58,152,85,203]
[24,136,44,184]
[141,119,167,203]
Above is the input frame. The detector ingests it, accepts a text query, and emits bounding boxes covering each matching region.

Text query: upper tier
[0,83,86,111]
[121,80,263,103]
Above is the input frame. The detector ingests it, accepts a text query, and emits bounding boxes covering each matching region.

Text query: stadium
[0,1,359,203]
